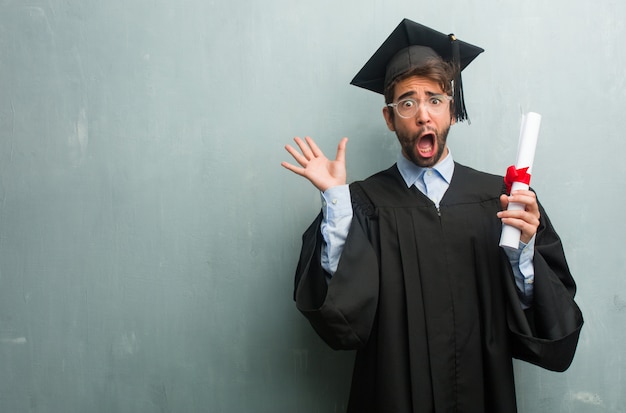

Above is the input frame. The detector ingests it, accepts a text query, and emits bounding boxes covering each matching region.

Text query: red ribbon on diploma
[504,165,531,194]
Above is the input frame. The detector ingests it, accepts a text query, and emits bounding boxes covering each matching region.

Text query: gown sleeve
[293,206,379,350]
[505,202,584,372]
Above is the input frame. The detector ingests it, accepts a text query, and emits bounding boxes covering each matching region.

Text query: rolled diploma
[499,112,541,249]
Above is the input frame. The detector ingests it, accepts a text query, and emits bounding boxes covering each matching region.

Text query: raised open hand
[281,136,348,192]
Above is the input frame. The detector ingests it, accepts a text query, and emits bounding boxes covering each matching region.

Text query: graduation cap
[350,18,484,122]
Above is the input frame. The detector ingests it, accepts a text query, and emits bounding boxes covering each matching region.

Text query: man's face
[382,76,455,168]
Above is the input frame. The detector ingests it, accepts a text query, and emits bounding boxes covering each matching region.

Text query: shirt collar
[397,149,455,188]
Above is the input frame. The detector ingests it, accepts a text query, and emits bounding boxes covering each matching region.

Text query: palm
[281,136,348,192]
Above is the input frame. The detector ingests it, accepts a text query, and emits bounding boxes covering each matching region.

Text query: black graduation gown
[293,163,583,413]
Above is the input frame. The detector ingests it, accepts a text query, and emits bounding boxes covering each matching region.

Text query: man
[281,19,582,413]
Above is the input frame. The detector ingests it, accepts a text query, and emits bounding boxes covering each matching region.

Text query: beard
[396,124,451,168]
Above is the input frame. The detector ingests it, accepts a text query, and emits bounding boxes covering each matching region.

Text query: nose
[414,103,431,125]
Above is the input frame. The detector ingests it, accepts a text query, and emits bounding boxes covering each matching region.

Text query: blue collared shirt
[396,150,454,208]
[320,151,535,306]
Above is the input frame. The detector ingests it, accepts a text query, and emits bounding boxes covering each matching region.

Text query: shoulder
[345,165,400,215]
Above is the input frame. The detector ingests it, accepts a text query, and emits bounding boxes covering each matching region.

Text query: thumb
[499,194,509,210]
[335,137,348,163]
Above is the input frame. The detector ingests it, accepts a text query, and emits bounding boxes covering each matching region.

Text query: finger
[280,161,305,176]
[499,210,540,230]
[304,136,324,158]
[500,208,538,221]
[502,191,539,214]
[509,191,540,215]
[335,137,348,163]
[509,190,537,204]
[511,189,535,197]
[293,136,315,160]
[499,194,509,210]
[500,216,537,240]
[284,144,308,167]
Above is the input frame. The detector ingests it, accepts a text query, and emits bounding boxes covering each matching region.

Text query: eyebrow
[396,90,442,101]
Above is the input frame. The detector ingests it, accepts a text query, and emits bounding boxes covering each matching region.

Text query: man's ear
[382,106,395,132]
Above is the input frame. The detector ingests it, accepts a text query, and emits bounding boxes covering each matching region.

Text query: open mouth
[416,132,436,158]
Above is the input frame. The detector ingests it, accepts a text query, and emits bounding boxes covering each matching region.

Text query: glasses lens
[397,99,417,118]
[394,96,450,118]
[427,96,447,115]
